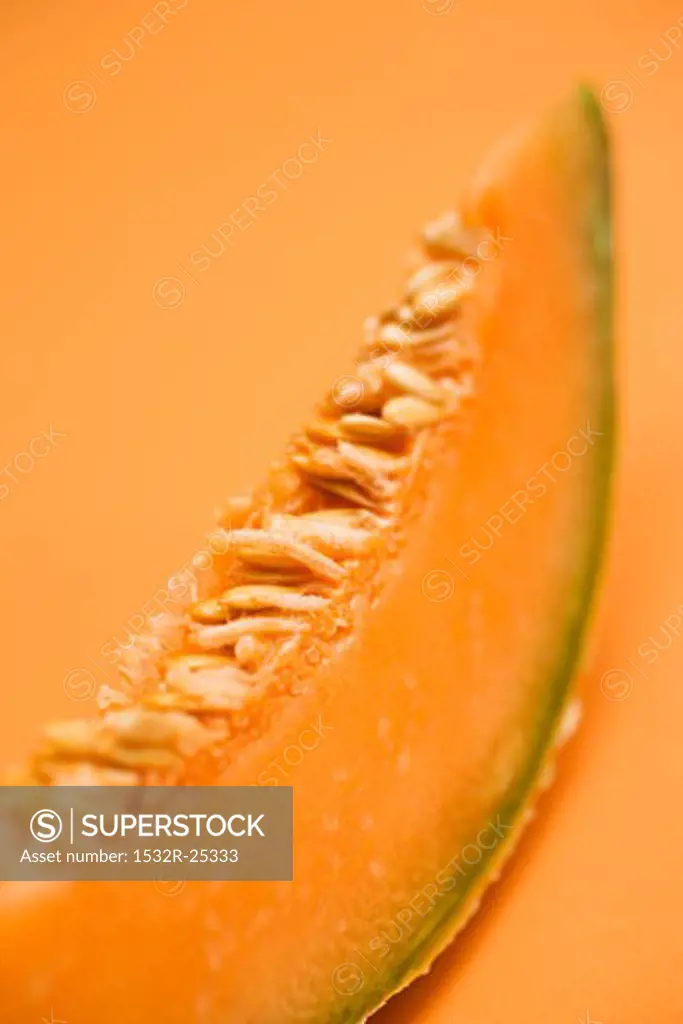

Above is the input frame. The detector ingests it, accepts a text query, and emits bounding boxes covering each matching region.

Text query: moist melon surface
[0,88,613,1024]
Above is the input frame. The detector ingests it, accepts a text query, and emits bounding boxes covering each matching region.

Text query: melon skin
[0,88,614,1024]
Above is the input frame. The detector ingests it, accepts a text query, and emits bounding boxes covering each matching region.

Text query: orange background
[2,0,683,1021]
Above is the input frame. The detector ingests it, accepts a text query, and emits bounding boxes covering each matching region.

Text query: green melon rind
[329,86,615,1024]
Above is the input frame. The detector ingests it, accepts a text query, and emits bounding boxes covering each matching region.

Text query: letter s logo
[30,809,63,843]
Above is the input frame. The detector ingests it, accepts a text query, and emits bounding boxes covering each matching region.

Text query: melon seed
[382,395,442,428]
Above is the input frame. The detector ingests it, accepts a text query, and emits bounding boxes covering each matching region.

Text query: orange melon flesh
[0,88,612,1023]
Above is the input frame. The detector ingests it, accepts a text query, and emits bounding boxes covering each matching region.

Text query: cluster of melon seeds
[27,211,480,786]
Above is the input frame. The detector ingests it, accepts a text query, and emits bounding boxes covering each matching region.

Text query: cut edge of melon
[361,694,583,1021]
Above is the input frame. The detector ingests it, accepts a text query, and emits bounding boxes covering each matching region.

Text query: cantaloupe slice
[0,88,613,1023]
